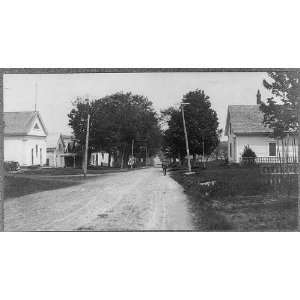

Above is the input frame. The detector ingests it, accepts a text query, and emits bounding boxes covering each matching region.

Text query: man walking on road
[162,161,168,176]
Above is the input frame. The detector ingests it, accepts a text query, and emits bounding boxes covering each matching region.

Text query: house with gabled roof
[225,91,298,163]
[46,133,79,167]
[4,111,48,166]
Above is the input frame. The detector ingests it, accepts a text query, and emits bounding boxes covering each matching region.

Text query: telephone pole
[202,137,206,168]
[131,139,134,168]
[181,103,192,173]
[145,146,148,166]
[83,114,90,177]
[0,73,4,231]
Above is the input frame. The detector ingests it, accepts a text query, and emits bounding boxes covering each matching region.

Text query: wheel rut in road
[5,168,195,231]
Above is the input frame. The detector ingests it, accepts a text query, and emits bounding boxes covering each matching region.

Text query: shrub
[241,145,256,166]
[242,145,256,158]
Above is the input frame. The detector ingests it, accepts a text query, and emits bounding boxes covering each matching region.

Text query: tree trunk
[192,154,196,166]
[121,150,125,169]
[108,152,111,167]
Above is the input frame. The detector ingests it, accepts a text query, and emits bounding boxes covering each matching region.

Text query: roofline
[4,134,47,138]
[234,132,273,136]
[33,111,48,136]
[4,111,48,136]
[4,110,39,113]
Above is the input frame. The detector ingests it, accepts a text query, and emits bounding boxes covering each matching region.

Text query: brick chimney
[256,89,261,105]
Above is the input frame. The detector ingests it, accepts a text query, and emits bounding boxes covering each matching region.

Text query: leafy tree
[161,89,220,162]
[68,92,162,168]
[260,71,300,138]
[161,107,187,161]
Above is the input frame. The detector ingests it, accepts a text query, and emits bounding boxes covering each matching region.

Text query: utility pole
[202,137,206,168]
[145,145,148,167]
[83,114,90,177]
[181,103,192,173]
[131,139,134,168]
[0,73,4,231]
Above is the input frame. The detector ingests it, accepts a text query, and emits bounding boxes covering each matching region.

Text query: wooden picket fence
[259,162,299,196]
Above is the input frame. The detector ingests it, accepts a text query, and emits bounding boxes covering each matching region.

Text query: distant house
[225,91,298,163]
[4,111,48,166]
[90,151,114,167]
[46,133,78,167]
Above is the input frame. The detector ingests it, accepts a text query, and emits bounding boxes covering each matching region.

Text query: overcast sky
[4,72,272,139]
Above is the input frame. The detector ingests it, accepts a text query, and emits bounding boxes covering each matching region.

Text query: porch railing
[240,156,299,164]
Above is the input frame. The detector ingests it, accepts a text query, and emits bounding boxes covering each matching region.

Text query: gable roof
[225,105,273,136]
[4,111,48,136]
[46,133,62,148]
[46,133,75,149]
[61,134,74,142]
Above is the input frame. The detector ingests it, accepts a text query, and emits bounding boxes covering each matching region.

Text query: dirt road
[4,167,195,231]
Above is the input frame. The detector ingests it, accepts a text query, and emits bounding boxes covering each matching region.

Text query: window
[36,145,38,157]
[269,143,276,156]
[34,123,40,129]
[229,123,232,135]
[230,143,232,157]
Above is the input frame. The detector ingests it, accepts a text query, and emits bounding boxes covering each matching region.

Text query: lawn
[4,176,83,199]
[169,161,298,231]
[4,166,147,199]
[18,166,147,176]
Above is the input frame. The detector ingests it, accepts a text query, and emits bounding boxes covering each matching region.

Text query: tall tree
[260,71,300,138]
[162,89,220,162]
[68,92,162,168]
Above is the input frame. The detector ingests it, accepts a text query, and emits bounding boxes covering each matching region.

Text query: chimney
[256,89,261,105]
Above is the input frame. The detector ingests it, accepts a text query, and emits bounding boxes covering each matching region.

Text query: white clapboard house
[46,133,78,168]
[90,151,114,167]
[225,91,298,163]
[4,111,48,166]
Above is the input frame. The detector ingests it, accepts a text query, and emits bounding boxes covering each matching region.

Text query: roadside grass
[19,166,148,176]
[4,166,149,200]
[169,162,298,231]
[4,176,83,199]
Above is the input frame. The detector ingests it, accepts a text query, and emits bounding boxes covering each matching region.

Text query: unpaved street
[4,168,195,231]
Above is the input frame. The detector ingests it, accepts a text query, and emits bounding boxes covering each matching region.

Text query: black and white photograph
[1,1,300,300]
[1,69,299,231]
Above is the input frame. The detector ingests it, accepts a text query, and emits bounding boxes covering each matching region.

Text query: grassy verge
[4,176,83,199]
[19,166,147,176]
[5,166,149,199]
[170,162,298,231]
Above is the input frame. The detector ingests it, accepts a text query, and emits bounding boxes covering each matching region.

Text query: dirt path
[4,168,195,231]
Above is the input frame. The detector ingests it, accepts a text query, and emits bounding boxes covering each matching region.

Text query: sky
[4,72,272,140]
